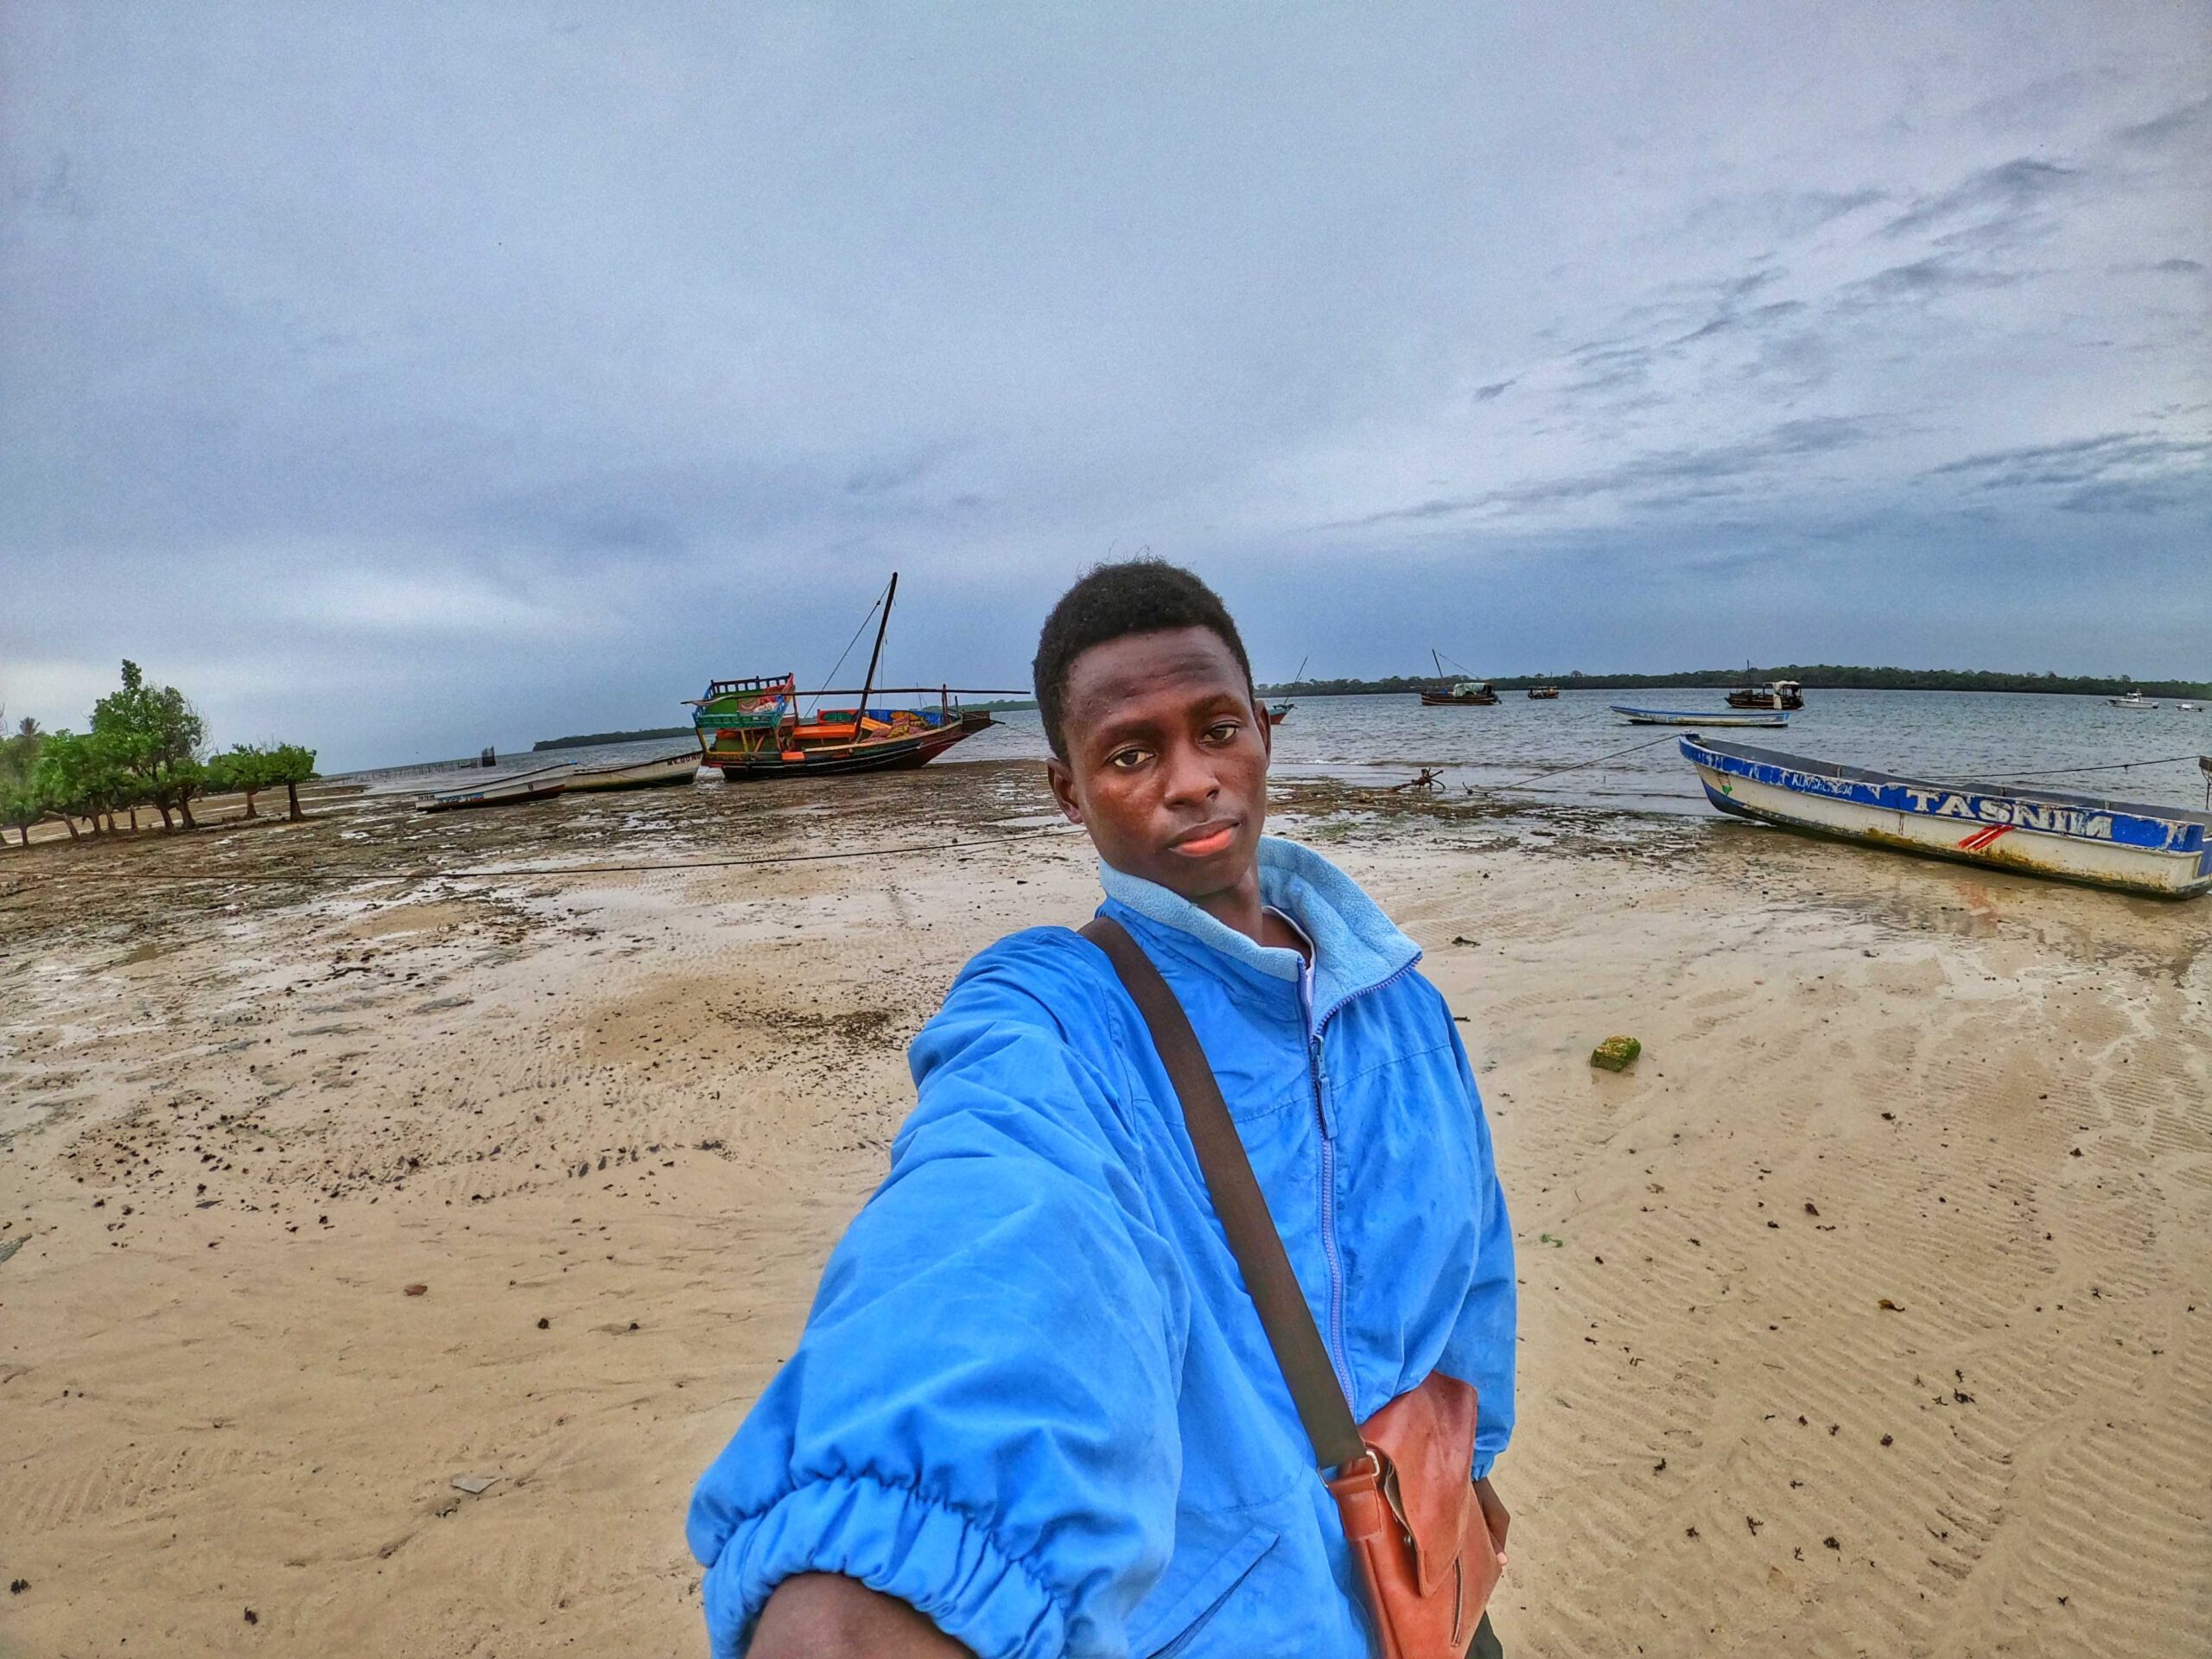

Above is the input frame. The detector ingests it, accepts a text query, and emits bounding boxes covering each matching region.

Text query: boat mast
[853,572,898,743]
[1432,648,1446,683]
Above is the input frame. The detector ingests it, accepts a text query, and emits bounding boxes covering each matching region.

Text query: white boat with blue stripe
[1612,703,1789,728]
[1681,736,2212,898]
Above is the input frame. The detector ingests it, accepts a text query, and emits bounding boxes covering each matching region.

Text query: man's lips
[1166,820,1239,857]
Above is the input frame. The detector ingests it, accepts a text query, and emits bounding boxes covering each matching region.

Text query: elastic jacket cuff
[702,1474,1069,1659]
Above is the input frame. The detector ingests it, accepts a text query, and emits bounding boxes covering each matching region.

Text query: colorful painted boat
[1266,701,1293,726]
[1681,735,2212,898]
[1613,704,1789,728]
[565,751,702,792]
[689,574,1005,782]
[423,762,573,812]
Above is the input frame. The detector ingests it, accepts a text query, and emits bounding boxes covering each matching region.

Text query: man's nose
[1159,740,1220,807]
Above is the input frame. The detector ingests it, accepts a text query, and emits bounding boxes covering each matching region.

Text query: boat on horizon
[2109,691,2159,710]
[1526,685,1560,700]
[1727,676,1804,711]
[1420,650,1497,706]
[1267,655,1307,725]
[1680,735,2211,898]
[423,762,574,812]
[1613,704,1789,728]
[690,574,1007,781]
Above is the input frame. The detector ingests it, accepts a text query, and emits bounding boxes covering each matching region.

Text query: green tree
[92,660,207,831]
[0,774,42,846]
[0,715,48,847]
[207,743,272,818]
[31,731,101,840]
[264,743,318,822]
[82,729,138,835]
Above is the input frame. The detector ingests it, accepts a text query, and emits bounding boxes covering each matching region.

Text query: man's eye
[1205,721,1241,742]
[1109,748,1150,770]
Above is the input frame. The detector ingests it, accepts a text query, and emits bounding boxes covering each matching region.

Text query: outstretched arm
[688,938,1191,1659]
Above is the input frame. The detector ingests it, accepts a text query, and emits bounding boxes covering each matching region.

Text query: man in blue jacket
[690,560,1516,1656]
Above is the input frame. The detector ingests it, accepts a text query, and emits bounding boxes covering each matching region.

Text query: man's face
[1046,626,1271,905]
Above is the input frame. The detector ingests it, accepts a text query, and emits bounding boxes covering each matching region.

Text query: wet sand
[1,760,2206,1656]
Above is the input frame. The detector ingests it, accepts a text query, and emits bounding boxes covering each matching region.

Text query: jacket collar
[1097,836,1421,1026]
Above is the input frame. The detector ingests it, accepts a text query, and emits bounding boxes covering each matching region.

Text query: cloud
[1844,256,2032,303]
[3,3,2206,765]
[1925,431,2212,513]
[2111,96,2211,152]
[1879,157,2077,251]
[1338,416,1880,529]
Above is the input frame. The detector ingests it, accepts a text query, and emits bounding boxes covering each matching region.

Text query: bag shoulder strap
[1079,914,1366,1471]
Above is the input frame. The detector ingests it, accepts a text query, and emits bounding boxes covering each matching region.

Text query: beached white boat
[1681,736,2212,898]
[2108,692,2158,710]
[1612,704,1789,728]
[564,750,702,792]
[422,762,573,812]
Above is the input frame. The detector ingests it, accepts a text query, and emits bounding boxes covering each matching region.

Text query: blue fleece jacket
[688,837,1516,1657]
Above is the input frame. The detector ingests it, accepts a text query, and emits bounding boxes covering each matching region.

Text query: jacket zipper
[1306,953,1424,1413]
[1302,963,1357,1406]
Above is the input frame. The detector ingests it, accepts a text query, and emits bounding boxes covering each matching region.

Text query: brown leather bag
[1082,918,1501,1657]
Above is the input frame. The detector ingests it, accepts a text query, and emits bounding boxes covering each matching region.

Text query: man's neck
[1188,865,1309,958]
[1190,869,1268,945]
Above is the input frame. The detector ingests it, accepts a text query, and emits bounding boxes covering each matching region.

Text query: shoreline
[2,759,2206,1656]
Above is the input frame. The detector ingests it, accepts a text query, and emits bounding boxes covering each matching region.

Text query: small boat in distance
[1680,735,2211,898]
[1420,650,1498,706]
[1526,686,1560,700]
[2109,691,2159,710]
[1423,680,1498,707]
[1267,655,1308,725]
[423,762,573,812]
[1727,677,1804,710]
[1612,704,1789,728]
[690,574,1007,781]
[565,751,702,792]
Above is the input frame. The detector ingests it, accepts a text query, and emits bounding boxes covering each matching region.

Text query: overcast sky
[3,3,2206,770]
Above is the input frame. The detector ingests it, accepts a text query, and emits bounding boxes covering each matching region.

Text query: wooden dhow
[1681,735,2212,898]
[1419,649,1499,706]
[689,574,1008,781]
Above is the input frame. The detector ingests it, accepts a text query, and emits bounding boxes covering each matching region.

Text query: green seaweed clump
[1590,1035,1642,1072]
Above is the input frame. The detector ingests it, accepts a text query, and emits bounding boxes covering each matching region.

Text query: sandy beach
[2,760,2206,1658]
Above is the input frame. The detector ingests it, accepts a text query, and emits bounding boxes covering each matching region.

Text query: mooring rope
[1488,732,1682,791]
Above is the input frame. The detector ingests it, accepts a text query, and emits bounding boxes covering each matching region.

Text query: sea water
[960,690,2211,816]
[349,690,2211,818]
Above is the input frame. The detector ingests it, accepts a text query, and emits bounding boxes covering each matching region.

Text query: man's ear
[1046,757,1084,825]
[1255,690,1274,766]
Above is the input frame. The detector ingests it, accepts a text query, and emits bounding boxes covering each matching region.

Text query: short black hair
[1032,558,1253,760]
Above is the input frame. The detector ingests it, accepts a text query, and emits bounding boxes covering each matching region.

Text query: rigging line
[809,593,885,721]
[1488,733,1681,790]
[0,823,1081,887]
[1956,752,2206,783]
